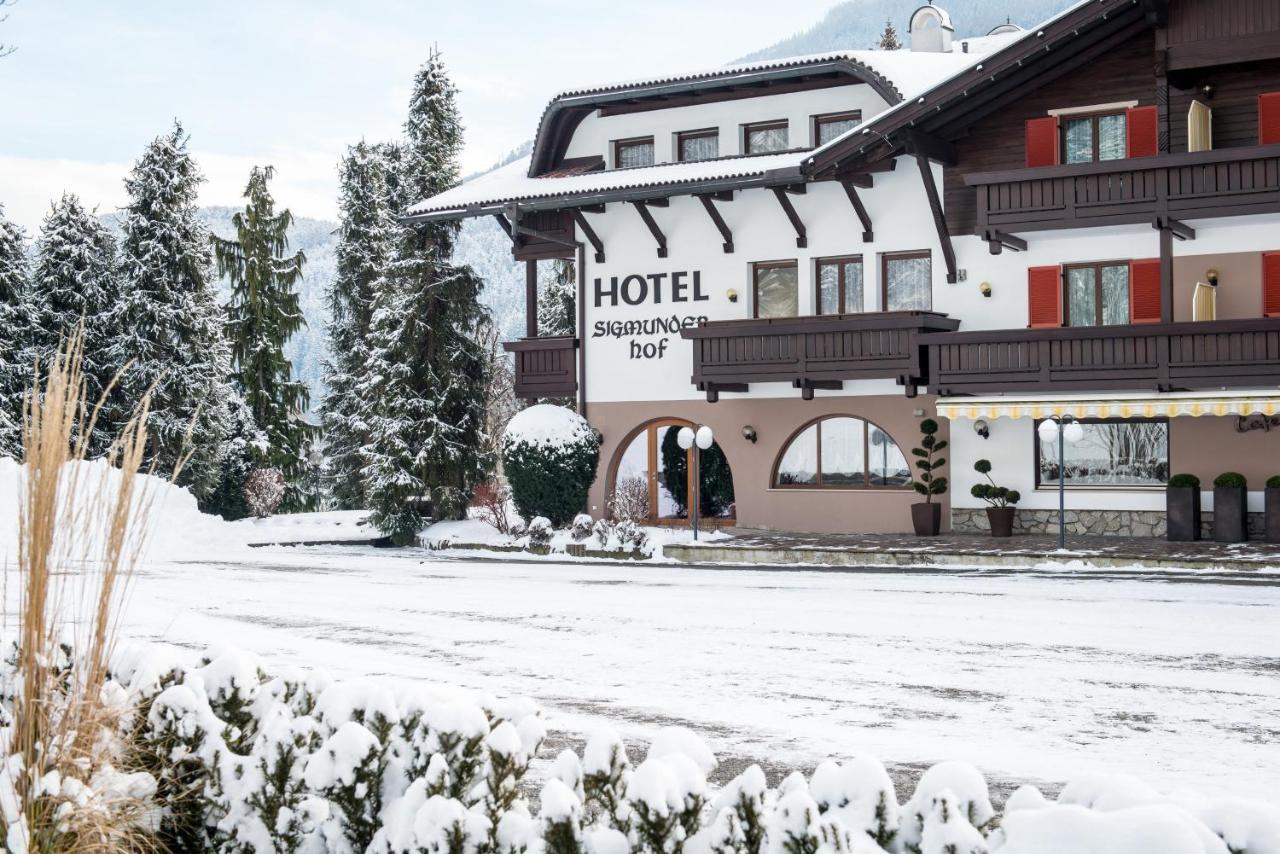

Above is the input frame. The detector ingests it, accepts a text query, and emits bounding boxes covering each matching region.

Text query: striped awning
[935,392,1280,421]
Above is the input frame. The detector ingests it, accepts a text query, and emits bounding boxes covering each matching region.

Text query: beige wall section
[585,395,944,534]
[1171,416,1280,486]
[1173,251,1269,321]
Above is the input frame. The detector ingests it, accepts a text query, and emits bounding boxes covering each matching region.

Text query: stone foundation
[953,508,1267,539]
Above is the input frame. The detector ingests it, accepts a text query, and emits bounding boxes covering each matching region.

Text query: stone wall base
[952,508,1266,539]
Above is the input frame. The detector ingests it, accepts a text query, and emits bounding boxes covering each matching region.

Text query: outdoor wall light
[979,281,993,298]
[742,425,757,443]
[727,288,739,303]
[1201,83,1215,99]
[974,419,990,440]
[1206,268,1219,286]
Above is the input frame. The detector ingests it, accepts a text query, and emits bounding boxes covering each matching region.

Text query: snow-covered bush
[592,519,614,549]
[528,516,554,547]
[502,404,600,527]
[244,467,287,518]
[474,479,515,535]
[609,474,650,523]
[571,513,595,541]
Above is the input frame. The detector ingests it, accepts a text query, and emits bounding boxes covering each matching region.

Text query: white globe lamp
[677,427,695,450]
[695,424,714,450]
[1037,419,1060,444]
[1063,421,1085,444]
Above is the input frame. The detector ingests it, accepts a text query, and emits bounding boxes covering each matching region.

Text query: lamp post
[676,424,715,540]
[1037,415,1084,550]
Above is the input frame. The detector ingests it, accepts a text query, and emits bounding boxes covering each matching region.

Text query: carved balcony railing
[921,318,1280,396]
[680,311,960,401]
[503,336,578,400]
[968,144,1280,237]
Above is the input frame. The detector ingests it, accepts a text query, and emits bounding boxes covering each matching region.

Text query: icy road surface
[122,547,1279,798]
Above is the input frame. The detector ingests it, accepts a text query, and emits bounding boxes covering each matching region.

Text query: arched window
[773,416,910,489]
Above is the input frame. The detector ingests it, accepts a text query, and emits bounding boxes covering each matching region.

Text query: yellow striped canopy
[936,394,1280,421]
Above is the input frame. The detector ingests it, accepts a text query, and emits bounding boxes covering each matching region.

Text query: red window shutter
[1025,117,1059,167]
[1264,252,1280,317]
[1126,106,1158,158]
[1261,93,1280,145]
[1028,266,1062,328]
[1129,259,1162,323]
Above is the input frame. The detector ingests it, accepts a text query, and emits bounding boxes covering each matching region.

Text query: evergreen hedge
[502,404,600,527]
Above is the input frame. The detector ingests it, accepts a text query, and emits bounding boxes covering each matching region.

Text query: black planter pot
[911,502,942,536]
[986,506,1015,538]
[1266,487,1280,544]
[1166,486,1202,542]
[1213,486,1248,543]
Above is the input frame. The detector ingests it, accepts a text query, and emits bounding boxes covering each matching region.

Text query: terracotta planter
[911,502,942,536]
[1212,486,1248,543]
[1266,487,1280,544]
[1165,486,1201,542]
[986,507,1015,538]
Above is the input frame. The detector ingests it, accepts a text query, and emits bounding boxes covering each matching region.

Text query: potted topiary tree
[1212,472,1248,543]
[970,459,1020,538]
[1266,475,1280,543]
[1166,473,1202,542]
[910,418,947,536]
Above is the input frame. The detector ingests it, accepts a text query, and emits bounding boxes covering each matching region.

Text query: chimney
[909,3,954,53]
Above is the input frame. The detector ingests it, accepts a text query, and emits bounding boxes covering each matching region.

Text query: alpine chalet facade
[408,0,1280,537]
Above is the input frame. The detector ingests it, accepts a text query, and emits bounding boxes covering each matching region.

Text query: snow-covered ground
[99,545,1280,801]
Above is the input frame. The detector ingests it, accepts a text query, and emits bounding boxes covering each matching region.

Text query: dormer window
[677,128,719,162]
[743,120,789,155]
[813,111,862,146]
[613,136,655,169]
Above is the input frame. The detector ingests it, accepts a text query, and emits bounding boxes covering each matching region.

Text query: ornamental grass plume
[4,323,175,852]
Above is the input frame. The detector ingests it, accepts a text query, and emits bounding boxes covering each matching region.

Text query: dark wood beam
[572,210,605,263]
[794,378,842,400]
[644,197,671,207]
[840,182,874,242]
[525,259,538,338]
[633,201,668,258]
[782,184,807,195]
[1158,223,1174,324]
[702,190,734,202]
[697,194,734,253]
[846,174,874,189]
[914,154,957,284]
[771,188,807,249]
[983,229,1027,254]
[1155,215,1196,242]
[574,203,606,214]
[903,130,957,166]
[492,213,513,239]
[704,381,749,403]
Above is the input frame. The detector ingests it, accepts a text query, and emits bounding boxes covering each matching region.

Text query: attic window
[813,111,862,146]
[613,136,655,169]
[744,120,789,154]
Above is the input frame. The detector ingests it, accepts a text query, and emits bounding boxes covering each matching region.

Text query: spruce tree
[30,193,123,454]
[538,259,576,338]
[213,166,312,497]
[0,205,31,458]
[320,141,400,511]
[878,18,902,50]
[109,122,235,501]
[362,52,494,541]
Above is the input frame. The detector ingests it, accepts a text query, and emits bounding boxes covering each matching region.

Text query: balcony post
[525,259,538,338]
[1158,224,1174,324]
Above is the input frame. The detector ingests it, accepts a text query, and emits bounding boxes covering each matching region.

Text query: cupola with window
[909,3,953,53]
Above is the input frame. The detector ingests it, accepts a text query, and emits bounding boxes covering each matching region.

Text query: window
[753,261,799,319]
[816,256,864,315]
[774,416,910,488]
[882,251,931,311]
[1036,419,1168,489]
[677,128,719,162]
[744,120,789,154]
[1062,112,1126,164]
[1064,262,1129,327]
[813,110,862,146]
[613,136,654,169]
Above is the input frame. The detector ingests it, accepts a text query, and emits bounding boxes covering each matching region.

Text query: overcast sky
[0,0,839,231]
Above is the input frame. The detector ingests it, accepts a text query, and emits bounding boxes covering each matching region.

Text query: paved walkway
[666,528,1280,570]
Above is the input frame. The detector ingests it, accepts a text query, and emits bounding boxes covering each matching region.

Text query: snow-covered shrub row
[502,404,600,527]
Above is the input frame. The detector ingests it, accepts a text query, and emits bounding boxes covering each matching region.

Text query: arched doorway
[610,418,736,525]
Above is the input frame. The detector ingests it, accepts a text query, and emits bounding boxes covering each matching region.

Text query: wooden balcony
[680,311,960,400]
[968,145,1280,236]
[921,318,1280,396]
[503,336,578,400]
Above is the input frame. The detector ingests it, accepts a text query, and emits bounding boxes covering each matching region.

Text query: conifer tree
[878,18,902,50]
[361,52,494,541]
[320,141,400,511]
[213,166,312,494]
[29,194,123,454]
[0,205,32,458]
[538,260,576,338]
[109,121,235,501]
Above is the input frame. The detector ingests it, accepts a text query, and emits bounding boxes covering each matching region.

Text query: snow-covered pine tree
[878,18,902,50]
[29,193,123,454]
[0,205,32,458]
[319,141,401,511]
[213,166,313,504]
[538,259,576,338]
[109,122,235,501]
[362,51,494,541]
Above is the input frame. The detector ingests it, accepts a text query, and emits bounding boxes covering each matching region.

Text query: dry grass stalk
[6,324,167,852]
